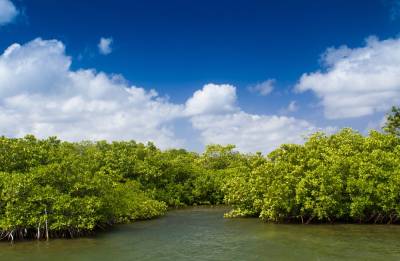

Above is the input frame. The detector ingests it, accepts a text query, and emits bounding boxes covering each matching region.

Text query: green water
[1,207,400,260]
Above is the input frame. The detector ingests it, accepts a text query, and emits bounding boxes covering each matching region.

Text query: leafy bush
[224,129,400,224]
[1,107,400,241]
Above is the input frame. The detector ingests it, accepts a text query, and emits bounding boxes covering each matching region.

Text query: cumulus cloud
[186,86,318,153]
[0,38,184,148]
[287,101,298,112]
[296,36,400,119]
[0,38,326,153]
[248,79,275,96]
[98,37,113,55]
[280,101,299,114]
[190,112,316,153]
[185,83,238,115]
[0,0,18,26]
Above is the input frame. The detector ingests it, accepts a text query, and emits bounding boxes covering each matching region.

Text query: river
[1,206,400,260]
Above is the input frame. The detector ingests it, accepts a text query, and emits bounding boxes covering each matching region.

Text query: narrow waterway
[1,206,400,260]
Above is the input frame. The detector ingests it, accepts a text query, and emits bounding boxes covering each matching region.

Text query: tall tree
[383,106,400,136]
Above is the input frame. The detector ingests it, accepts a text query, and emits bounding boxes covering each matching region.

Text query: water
[1,206,400,260]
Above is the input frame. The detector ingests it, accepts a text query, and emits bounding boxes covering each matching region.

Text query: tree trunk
[37,222,41,240]
[45,208,49,241]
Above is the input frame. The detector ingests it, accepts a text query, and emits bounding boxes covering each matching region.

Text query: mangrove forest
[0,107,399,241]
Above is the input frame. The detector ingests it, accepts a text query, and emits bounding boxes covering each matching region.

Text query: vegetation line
[0,106,399,241]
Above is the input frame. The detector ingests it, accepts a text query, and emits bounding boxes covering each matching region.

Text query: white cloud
[185,83,238,115]
[248,79,275,96]
[279,101,298,115]
[98,37,113,55]
[0,38,184,148]
[287,101,298,112]
[190,112,316,153]
[0,0,18,26]
[295,36,400,119]
[187,86,318,153]
[0,38,327,153]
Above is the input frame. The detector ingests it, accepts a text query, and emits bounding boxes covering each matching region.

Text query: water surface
[1,206,400,260]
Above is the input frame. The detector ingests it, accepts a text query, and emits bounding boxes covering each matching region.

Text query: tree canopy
[1,108,400,241]
[383,106,400,137]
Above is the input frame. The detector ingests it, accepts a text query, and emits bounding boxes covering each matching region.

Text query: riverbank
[1,130,400,242]
[2,207,400,260]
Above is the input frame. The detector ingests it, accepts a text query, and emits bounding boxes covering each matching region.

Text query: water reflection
[1,206,400,261]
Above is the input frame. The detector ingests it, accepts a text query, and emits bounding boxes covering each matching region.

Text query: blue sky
[1,0,400,153]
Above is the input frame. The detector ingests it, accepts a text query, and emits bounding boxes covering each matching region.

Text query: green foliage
[224,129,400,224]
[0,137,237,241]
[0,137,168,241]
[383,106,400,136]
[1,106,400,241]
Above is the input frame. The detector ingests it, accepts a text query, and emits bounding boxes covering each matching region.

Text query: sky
[0,0,400,153]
